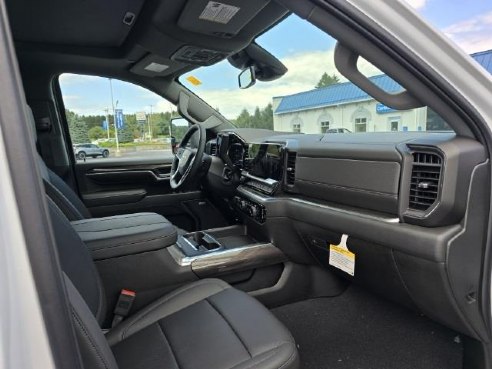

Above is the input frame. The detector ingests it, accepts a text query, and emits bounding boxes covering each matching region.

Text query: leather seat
[108,279,298,369]
[48,197,299,369]
[28,105,187,234]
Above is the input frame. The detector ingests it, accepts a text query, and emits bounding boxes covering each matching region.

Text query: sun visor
[177,0,270,38]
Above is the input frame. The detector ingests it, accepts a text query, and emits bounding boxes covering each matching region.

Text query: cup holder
[184,231,222,253]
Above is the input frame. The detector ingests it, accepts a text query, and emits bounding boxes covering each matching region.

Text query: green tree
[234,108,252,128]
[233,104,274,129]
[66,110,89,143]
[88,126,106,141]
[260,103,274,130]
[118,126,134,143]
[315,72,340,88]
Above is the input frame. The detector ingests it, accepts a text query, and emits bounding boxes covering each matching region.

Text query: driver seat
[28,106,187,233]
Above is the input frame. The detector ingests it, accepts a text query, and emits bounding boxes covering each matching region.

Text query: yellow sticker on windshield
[186,75,202,86]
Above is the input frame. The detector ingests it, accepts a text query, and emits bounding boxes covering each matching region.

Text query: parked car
[326,128,352,133]
[73,143,109,160]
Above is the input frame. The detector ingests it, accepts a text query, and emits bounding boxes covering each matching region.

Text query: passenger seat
[48,197,299,369]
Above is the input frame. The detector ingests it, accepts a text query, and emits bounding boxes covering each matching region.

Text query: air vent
[409,151,442,211]
[209,142,217,156]
[286,151,297,185]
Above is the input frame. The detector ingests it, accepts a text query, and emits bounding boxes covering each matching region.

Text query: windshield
[180,4,492,134]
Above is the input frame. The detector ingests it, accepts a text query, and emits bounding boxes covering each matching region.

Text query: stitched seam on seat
[75,221,169,233]
[156,321,181,369]
[119,280,229,340]
[90,232,177,251]
[206,298,252,358]
[73,213,170,225]
[228,343,296,369]
[71,308,111,369]
[229,349,278,369]
[277,347,298,369]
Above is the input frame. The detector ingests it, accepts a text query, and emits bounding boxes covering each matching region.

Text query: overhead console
[177,0,271,39]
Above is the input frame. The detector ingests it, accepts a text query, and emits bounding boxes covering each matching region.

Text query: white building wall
[273,98,429,133]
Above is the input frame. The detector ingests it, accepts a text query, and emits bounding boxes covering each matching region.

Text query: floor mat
[272,286,463,369]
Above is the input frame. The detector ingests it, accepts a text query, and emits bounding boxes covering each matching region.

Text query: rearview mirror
[229,43,287,86]
[238,67,256,89]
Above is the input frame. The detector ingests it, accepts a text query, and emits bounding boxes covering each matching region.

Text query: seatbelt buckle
[112,289,136,327]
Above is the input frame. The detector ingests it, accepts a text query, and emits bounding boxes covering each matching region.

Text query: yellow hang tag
[329,234,355,276]
[186,75,202,86]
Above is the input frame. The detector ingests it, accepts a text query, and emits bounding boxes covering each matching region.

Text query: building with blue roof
[272,49,492,133]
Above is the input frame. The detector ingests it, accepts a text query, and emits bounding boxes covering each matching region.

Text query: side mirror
[238,67,256,89]
[169,117,190,154]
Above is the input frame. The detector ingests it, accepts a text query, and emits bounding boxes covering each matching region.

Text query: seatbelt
[111,289,136,328]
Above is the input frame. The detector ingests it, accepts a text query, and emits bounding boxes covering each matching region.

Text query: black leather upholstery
[108,279,299,369]
[48,197,107,323]
[40,159,90,220]
[46,165,91,220]
[28,105,189,234]
[71,213,178,260]
[47,198,299,369]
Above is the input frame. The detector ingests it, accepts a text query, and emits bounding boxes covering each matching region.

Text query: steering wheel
[170,123,207,189]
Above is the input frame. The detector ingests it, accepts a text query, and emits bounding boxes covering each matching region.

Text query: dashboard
[204,128,489,341]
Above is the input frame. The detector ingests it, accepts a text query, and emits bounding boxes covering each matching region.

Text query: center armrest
[71,212,177,260]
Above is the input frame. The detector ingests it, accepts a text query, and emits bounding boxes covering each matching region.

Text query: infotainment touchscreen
[246,143,284,180]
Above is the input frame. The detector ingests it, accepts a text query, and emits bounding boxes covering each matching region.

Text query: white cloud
[403,0,428,10]
[443,11,492,53]
[59,73,101,85]
[195,48,382,118]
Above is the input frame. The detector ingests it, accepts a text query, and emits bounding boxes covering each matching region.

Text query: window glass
[179,10,467,135]
[59,75,183,161]
[355,118,367,133]
[320,121,330,133]
[405,0,492,54]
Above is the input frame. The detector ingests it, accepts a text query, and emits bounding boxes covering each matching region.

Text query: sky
[60,0,492,119]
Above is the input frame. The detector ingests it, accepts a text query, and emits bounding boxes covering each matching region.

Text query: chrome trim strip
[167,243,286,277]
[87,169,170,182]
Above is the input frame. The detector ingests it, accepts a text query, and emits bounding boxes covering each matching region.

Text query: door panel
[74,157,201,231]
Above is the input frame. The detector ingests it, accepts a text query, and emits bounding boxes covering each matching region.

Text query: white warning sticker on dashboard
[199,1,240,24]
[329,234,355,276]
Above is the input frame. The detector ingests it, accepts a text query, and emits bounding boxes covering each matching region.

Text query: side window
[320,121,330,133]
[354,117,367,133]
[59,74,182,161]
[291,117,303,133]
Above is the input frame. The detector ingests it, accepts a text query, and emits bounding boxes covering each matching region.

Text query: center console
[169,225,286,277]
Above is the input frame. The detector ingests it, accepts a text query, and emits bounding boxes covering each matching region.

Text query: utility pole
[103,108,110,140]
[148,104,153,140]
[109,78,120,153]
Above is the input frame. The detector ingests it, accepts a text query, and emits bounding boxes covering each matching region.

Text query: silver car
[74,143,109,160]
